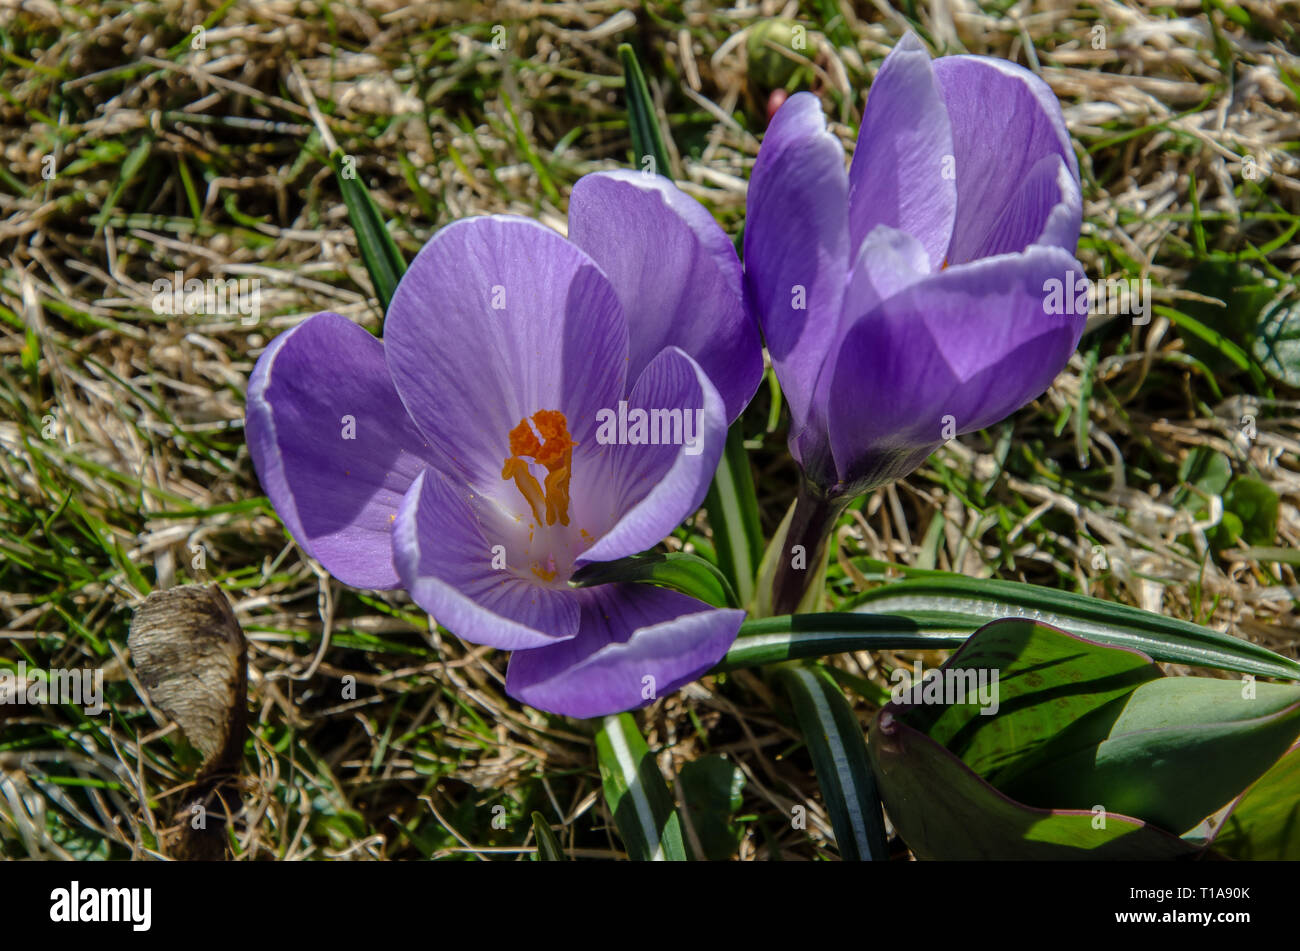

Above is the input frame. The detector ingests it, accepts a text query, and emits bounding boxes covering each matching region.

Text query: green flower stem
[769,477,851,616]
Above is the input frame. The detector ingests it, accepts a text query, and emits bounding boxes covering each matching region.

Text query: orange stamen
[502,410,577,527]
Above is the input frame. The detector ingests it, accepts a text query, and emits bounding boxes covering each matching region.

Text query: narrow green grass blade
[531,811,566,861]
[330,148,407,314]
[776,663,889,861]
[570,551,739,608]
[618,43,672,178]
[594,713,688,861]
[92,135,152,238]
[703,425,764,609]
[851,573,1300,681]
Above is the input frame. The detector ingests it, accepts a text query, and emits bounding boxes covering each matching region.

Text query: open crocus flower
[246,170,761,717]
[745,32,1087,501]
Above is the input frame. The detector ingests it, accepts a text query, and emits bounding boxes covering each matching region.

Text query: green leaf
[868,708,1201,860]
[330,148,407,314]
[1224,476,1279,546]
[570,551,738,608]
[895,619,1163,788]
[618,43,672,178]
[531,812,566,861]
[93,135,153,238]
[594,713,688,861]
[703,424,764,609]
[775,663,889,860]
[717,611,972,671]
[679,754,746,861]
[1001,677,1300,834]
[850,572,1300,681]
[1212,743,1300,859]
[1251,298,1300,387]
[1174,446,1232,506]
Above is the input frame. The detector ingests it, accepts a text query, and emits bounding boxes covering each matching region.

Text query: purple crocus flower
[245,170,761,717]
[745,33,1086,500]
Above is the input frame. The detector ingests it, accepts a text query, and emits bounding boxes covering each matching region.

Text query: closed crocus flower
[745,33,1087,612]
[246,170,762,717]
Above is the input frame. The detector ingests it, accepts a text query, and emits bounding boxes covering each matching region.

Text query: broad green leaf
[330,148,407,314]
[703,425,764,609]
[594,713,688,861]
[1180,261,1275,373]
[618,43,672,178]
[850,572,1300,681]
[1224,477,1279,546]
[679,754,746,861]
[717,611,971,671]
[895,619,1162,787]
[1212,744,1300,859]
[1252,298,1300,387]
[1174,445,1232,505]
[868,710,1201,860]
[570,551,738,608]
[776,663,889,861]
[1001,677,1300,834]
[531,811,566,861]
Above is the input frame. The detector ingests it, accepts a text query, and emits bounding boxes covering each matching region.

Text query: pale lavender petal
[743,91,849,435]
[932,55,1078,264]
[821,246,1087,494]
[965,153,1082,260]
[245,312,442,590]
[575,347,726,565]
[384,215,628,496]
[848,32,956,270]
[392,469,581,651]
[568,170,762,422]
[505,584,743,718]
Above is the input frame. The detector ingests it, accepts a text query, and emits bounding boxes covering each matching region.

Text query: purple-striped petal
[848,32,956,270]
[392,469,580,650]
[932,55,1078,264]
[576,347,727,565]
[505,583,743,718]
[384,215,628,498]
[568,170,762,422]
[821,246,1087,493]
[246,312,442,590]
[743,91,850,437]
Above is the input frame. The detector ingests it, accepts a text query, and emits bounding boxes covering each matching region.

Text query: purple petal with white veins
[505,583,743,718]
[576,346,727,564]
[245,312,444,590]
[568,170,762,422]
[932,55,1078,264]
[821,246,1087,493]
[392,469,581,651]
[964,153,1082,261]
[848,32,957,270]
[384,215,628,497]
[743,92,849,438]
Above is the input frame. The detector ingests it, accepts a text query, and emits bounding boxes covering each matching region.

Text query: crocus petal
[505,583,743,718]
[848,32,957,271]
[568,170,762,422]
[743,91,850,436]
[965,153,1082,261]
[576,347,727,565]
[932,55,1078,264]
[392,469,580,650]
[384,215,628,495]
[246,312,442,590]
[821,246,1087,493]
